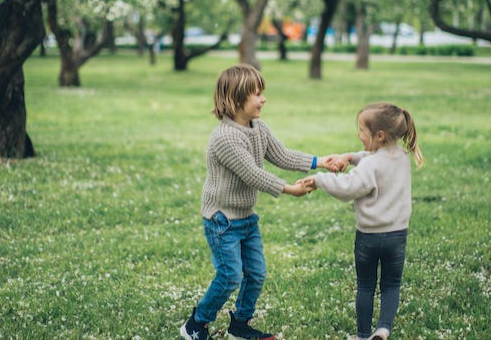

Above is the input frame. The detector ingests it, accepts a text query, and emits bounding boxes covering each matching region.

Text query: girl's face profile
[358,111,373,151]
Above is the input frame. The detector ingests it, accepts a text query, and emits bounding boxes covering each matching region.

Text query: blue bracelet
[311,156,318,169]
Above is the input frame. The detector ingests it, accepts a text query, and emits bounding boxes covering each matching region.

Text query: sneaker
[180,308,214,340]
[368,328,390,340]
[227,311,275,340]
[347,335,367,340]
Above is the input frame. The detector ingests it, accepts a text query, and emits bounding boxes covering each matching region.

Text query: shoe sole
[228,333,276,340]
[180,325,192,340]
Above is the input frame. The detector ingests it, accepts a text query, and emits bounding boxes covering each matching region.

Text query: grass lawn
[1,52,490,340]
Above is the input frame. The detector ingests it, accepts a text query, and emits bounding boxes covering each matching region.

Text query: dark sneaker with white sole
[180,308,214,340]
[227,311,275,340]
[368,328,390,340]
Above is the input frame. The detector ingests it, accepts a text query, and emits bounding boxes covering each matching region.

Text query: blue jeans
[195,212,266,323]
[354,229,407,338]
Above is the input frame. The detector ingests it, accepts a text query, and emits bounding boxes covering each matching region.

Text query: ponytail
[402,109,425,169]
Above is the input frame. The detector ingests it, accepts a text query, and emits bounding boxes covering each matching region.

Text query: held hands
[296,175,317,191]
[284,153,352,197]
[318,154,352,172]
[283,179,316,197]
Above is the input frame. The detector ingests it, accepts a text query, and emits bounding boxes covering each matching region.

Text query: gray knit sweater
[201,117,314,219]
[314,146,412,233]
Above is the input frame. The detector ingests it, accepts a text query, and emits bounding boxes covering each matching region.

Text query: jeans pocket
[211,211,231,235]
[203,212,231,251]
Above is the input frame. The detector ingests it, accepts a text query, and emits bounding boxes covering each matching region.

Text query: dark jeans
[354,229,407,338]
[195,212,266,323]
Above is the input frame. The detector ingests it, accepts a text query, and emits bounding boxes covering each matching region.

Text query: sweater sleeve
[213,133,287,197]
[260,121,313,172]
[313,158,376,202]
[342,151,371,166]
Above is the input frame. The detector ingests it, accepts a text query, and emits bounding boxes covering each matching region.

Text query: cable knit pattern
[201,117,313,219]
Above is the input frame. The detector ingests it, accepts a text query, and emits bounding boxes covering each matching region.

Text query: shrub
[397,45,475,56]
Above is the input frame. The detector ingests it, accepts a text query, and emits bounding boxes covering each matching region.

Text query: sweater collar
[376,145,404,156]
[222,116,260,136]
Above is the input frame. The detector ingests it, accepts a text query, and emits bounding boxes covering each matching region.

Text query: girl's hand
[317,155,332,170]
[324,154,352,172]
[295,176,317,190]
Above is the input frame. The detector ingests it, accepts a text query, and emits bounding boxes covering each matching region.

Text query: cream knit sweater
[314,146,412,233]
[201,117,313,219]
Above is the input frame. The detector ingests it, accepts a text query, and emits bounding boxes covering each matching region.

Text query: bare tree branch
[46,0,72,57]
[237,0,250,14]
[429,0,491,42]
[77,20,110,67]
[250,0,268,28]
[188,19,234,59]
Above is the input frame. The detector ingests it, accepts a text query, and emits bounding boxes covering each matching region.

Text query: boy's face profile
[213,65,266,122]
[235,89,266,124]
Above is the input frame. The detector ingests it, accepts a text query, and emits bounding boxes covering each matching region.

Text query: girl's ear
[376,130,386,143]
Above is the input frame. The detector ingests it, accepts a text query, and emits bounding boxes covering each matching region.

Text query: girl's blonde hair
[212,64,265,120]
[358,102,425,169]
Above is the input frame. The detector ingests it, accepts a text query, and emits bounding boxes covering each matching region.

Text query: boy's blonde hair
[212,64,265,120]
[358,102,425,169]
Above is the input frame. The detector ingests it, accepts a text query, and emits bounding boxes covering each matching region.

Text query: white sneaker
[347,335,366,340]
[368,328,390,340]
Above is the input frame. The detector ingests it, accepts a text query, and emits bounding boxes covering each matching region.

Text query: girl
[180,64,332,340]
[302,102,424,340]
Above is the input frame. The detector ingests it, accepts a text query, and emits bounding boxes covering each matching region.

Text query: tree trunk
[59,56,81,87]
[302,18,310,42]
[345,1,356,45]
[0,0,45,158]
[309,0,340,79]
[172,0,187,71]
[40,37,46,57]
[239,27,260,69]
[171,0,231,71]
[355,2,370,70]
[272,18,288,61]
[105,20,117,53]
[237,0,269,70]
[429,0,491,43]
[390,20,401,54]
[473,4,484,45]
[47,0,109,87]
[137,14,146,57]
[419,19,426,45]
[334,17,343,43]
[174,54,188,71]
[149,43,156,65]
[0,69,30,158]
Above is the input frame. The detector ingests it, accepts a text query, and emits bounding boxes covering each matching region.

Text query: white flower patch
[473,268,491,298]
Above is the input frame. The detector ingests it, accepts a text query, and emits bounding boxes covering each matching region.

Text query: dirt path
[208,50,491,65]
